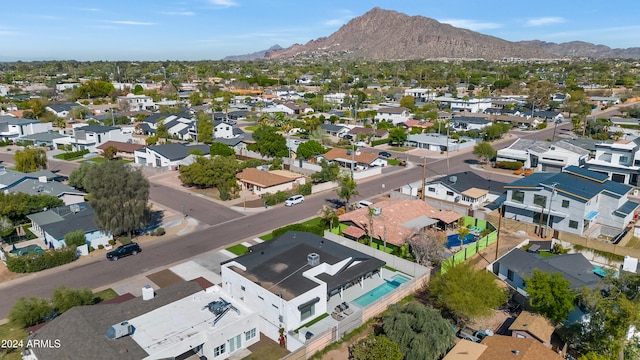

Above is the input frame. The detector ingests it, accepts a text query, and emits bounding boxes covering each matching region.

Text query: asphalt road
[0,122,573,318]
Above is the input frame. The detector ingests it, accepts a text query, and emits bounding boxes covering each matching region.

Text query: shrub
[371,139,390,147]
[536,122,548,130]
[119,237,131,245]
[64,230,86,248]
[262,191,291,206]
[98,244,104,250]
[108,239,115,246]
[89,246,95,253]
[155,227,165,236]
[57,149,90,160]
[296,183,312,196]
[271,223,324,238]
[8,297,54,328]
[6,248,77,273]
[496,161,524,170]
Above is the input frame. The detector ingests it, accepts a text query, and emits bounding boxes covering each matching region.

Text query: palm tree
[317,205,337,232]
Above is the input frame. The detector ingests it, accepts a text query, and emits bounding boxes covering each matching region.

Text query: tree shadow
[464,159,480,165]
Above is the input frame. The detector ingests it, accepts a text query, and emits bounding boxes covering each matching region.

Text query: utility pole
[421,156,427,200]
[495,206,502,261]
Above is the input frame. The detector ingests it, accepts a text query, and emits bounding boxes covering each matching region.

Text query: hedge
[6,248,77,273]
[495,160,524,170]
[56,149,90,160]
[262,191,291,206]
[370,139,390,147]
[296,183,312,196]
[271,223,324,238]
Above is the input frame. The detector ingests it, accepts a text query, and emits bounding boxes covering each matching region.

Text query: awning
[585,210,599,220]
[297,297,320,310]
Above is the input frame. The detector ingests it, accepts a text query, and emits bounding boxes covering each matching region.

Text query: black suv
[106,243,141,261]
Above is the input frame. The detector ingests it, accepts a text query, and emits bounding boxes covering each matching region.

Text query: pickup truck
[456,326,494,343]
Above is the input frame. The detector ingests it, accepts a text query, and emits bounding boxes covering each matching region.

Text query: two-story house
[497,138,589,172]
[117,93,157,112]
[374,107,411,125]
[585,138,640,186]
[0,115,53,141]
[134,143,210,169]
[503,166,639,238]
[45,103,84,118]
[54,125,132,152]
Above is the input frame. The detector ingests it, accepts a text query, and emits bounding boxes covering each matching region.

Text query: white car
[284,195,304,206]
[356,200,373,209]
[354,141,368,147]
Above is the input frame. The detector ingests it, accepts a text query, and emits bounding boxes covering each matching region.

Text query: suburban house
[220,231,386,350]
[404,88,437,102]
[406,133,476,152]
[262,104,295,116]
[19,131,67,148]
[320,123,348,137]
[585,138,640,186]
[490,248,602,297]
[320,147,387,169]
[134,143,210,169]
[212,135,254,155]
[117,93,157,112]
[235,168,305,196]
[508,311,555,348]
[45,103,83,118]
[400,119,434,131]
[497,138,589,172]
[338,199,463,247]
[284,101,314,115]
[450,116,493,131]
[27,201,112,249]
[213,120,239,139]
[0,167,65,188]
[0,116,53,141]
[412,171,507,209]
[96,141,146,159]
[53,125,133,152]
[323,92,347,106]
[503,166,639,238]
[433,96,492,113]
[442,335,563,360]
[374,107,412,125]
[347,127,389,141]
[22,281,260,360]
[8,178,85,205]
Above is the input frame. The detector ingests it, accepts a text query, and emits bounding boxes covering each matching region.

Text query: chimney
[142,285,154,300]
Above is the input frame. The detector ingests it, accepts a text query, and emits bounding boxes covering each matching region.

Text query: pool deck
[301,268,411,338]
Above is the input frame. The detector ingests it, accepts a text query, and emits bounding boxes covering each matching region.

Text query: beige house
[236,168,305,195]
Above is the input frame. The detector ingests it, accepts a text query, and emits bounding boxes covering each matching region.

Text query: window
[241,286,245,291]
[257,296,264,300]
[620,156,629,164]
[511,191,524,203]
[533,194,547,207]
[507,269,514,281]
[428,187,435,192]
[214,344,225,357]
[245,328,256,341]
[300,303,315,321]
[446,191,454,196]
[569,220,579,229]
[562,200,569,208]
[272,304,278,309]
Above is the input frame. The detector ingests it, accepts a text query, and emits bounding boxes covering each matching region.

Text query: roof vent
[106,321,135,340]
[372,207,382,216]
[142,285,154,300]
[513,349,520,355]
[307,253,320,266]
[449,176,458,184]
[70,204,80,213]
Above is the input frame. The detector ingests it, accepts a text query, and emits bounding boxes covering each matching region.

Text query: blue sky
[1,0,639,61]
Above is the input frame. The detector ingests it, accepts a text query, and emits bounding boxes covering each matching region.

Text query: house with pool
[220,231,386,351]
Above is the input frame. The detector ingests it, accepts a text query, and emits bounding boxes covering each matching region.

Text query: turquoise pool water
[446,233,478,248]
[352,274,411,308]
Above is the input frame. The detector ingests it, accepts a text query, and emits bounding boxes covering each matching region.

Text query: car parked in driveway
[106,242,141,261]
[378,151,392,158]
[284,195,304,206]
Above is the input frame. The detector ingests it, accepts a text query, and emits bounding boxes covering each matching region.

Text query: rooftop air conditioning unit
[106,321,134,340]
[449,176,458,184]
[307,253,320,266]
[142,285,154,300]
[372,207,382,216]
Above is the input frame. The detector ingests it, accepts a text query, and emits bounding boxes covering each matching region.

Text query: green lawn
[0,322,28,360]
[295,313,329,333]
[538,251,557,258]
[259,233,274,241]
[245,126,258,132]
[93,288,119,303]
[387,158,400,166]
[388,146,413,152]
[227,244,249,256]
[300,217,323,227]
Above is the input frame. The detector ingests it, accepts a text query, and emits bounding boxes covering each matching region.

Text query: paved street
[0,122,574,318]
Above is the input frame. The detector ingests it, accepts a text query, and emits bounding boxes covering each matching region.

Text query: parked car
[378,151,392,158]
[354,141,367,147]
[284,195,304,207]
[356,200,373,209]
[456,326,481,343]
[106,243,141,261]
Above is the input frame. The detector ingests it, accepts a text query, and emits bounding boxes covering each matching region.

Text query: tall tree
[382,302,456,360]
[14,148,47,172]
[209,142,235,156]
[311,159,340,183]
[399,95,416,111]
[68,162,97,192]
[525,270,575,322]
[472,141,497,164]
[85,161,150,237]
[336,174,359,211]
[196,112,214,144]
[388,127,407,145]
[429,262,508,323]
[296,140,325,159]
[250,125,288,157]
[408,228,447,267]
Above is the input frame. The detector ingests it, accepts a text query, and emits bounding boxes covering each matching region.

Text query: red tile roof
[323,147,379,164]
[236,168,298,188]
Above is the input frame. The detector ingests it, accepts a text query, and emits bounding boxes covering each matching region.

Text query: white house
[433,96,492,113]
[54,125,132,152]
[117,93,157,112]
[45,103,84,118]
[134,143,210,169]
[220,231,385,351]
[0,115,53,141]
[262,104,295,116]
[585,138,640,186]
[404,88,437,102]
[497,138,589,172]
[323,93,347,106]
[374,107,412,125]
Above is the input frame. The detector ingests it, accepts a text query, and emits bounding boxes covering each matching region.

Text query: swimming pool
[10,244,45,256]
[352,274,411,308]
[446,233,477,248]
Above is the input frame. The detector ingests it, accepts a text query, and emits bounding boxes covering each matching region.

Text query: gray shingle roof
[0,115,40,125]
[0,169,58,189]
[147,143,210,161]
[29,281,203,360]
[430,171,507,195]
[39,202,99,240]
[75,125,119,133]
[21,131,67,142]
[9,179,85,198]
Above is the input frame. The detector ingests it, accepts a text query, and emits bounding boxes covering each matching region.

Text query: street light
[544,183,558,238]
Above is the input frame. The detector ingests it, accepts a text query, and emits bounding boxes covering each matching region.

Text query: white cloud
[161,11,196,16]
[206,0,238,8]
[109,20,155,26]
[323,9,355,27]
[526,17,565,27]
[439,19,502,31]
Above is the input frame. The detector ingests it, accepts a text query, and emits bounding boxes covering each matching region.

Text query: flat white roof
[129,286,252,359]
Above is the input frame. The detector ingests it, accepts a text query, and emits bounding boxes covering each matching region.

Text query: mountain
[264,8,553,60]
[222,45,283,61]
[516,40,640,59]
